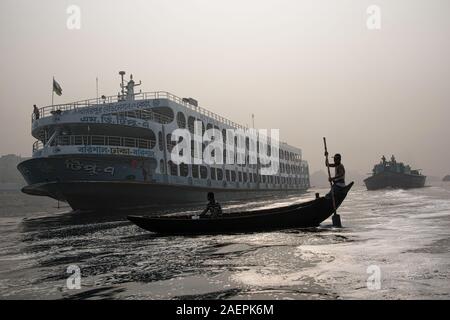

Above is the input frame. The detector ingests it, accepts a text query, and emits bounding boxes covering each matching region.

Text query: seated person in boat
[200,192,223,218]
[325,153,346,196]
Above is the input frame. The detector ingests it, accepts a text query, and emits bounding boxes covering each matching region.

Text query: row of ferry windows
[111,109,301,162]
[158,131,302,166]
[173,114,302,163]
[160,160,306,185]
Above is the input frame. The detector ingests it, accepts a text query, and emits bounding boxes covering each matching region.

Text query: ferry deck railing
[33,91,248,130]
[33,135,156,153]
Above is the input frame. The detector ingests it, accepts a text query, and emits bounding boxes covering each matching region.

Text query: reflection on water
[0,185,449,299]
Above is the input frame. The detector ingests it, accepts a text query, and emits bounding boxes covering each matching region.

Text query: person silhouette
[200,192,222,217]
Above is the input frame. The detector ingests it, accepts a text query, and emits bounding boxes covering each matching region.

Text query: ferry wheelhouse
[18,73,310,210]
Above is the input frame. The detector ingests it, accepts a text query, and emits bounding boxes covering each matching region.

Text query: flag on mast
[53,78,63,96]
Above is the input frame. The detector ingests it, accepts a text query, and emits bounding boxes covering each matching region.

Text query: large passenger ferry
[18,72,310,210]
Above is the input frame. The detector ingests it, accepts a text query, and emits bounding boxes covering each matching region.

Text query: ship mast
[119,71,126,101]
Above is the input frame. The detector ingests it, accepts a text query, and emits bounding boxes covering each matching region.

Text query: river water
[0,183,449,299]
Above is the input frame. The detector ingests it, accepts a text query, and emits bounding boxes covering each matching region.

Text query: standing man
[325,153,346,190]
[33,105,40,120]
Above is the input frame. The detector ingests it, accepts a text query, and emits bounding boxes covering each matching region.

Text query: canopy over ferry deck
[18,72,310,211]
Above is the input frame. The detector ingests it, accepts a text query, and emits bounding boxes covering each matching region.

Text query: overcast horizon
[1,0,449,177]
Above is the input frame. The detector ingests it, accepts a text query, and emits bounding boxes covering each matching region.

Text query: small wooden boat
[128,182,354,235]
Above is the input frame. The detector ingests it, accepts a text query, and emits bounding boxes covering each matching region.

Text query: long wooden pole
[323,137,337,215]
[52,76,55,107]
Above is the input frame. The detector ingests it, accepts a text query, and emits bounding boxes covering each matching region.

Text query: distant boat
[128,182,354,235]
[364,155,426,190]
[443,175,450,182]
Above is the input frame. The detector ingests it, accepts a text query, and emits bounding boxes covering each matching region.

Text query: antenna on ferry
[96,77,99,104]
[252,114,255,129]
[119,71,126,99]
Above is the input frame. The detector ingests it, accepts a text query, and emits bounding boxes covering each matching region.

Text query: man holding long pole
[323,138,344,228]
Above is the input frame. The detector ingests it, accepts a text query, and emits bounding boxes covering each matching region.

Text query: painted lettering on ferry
[79,115,149,129]
[65,160,115,176]
[76,146,153,158]
[74,100,152,116]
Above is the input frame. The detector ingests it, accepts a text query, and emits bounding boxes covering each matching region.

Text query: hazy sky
[1,0,449,177]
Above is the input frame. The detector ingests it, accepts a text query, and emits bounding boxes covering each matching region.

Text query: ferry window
[177,112,186,128]
[152,106,174,124]
[238,172,242,182]
[217,169,223,181]
[146,130,156,149]
[200,166,208,179]
[243,172,247,182]
[207,123,213,130]
[160,159,165,174]
[158,131,164,151]
[166,134,175,152]
[226,170,230,181]
[211,167,216,180]
[123,137,135,148]
[253,173,257,183]
[222,129,227,143]
[249,173,253,183]
[109,136,122,146]
[192,165,199,178]
[180,163,189,177]
[168,161,178,176]
[188,116,196,134]
[231,171,236,182]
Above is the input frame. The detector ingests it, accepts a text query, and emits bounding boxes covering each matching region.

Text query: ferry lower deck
[18,155,309,210]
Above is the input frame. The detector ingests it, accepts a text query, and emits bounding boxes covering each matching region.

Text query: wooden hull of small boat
[128,182,354,235]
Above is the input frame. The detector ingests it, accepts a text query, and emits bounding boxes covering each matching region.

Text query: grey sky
[1,0,449,177]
